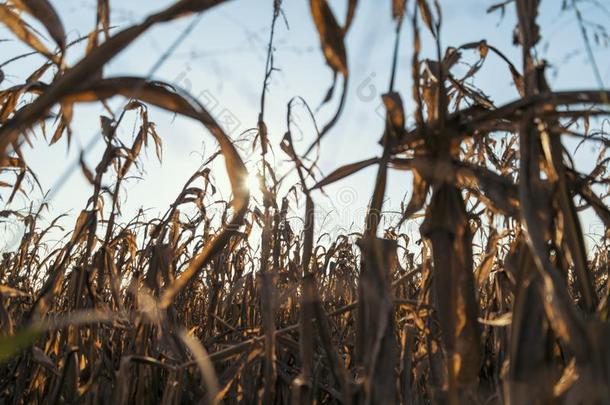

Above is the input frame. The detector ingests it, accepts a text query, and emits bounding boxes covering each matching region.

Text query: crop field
[0,0,610,404]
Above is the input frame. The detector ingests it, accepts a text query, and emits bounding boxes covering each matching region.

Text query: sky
[1,0,609,251]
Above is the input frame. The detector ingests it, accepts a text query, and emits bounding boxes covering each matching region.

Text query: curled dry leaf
[0,4,57,62]
[12,0,66,50]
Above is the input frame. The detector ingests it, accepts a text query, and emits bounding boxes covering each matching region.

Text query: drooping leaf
[309,0,347,76]
[0,4,57,62]
[12,0,66,50]
[416,0,436,38]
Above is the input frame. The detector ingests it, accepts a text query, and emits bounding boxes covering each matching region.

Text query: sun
[245,171,261,194]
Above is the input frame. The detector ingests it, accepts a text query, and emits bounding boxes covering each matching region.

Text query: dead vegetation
[1,0,610,403]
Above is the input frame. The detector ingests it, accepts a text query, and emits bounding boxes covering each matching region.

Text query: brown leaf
[309,0,348,76]
[417,0,437,38]
[13,0,65,50]
[382,91,406,133]
[97,0,110,40]
[312,157,379,190]
[79,152,95,185]
[0,4,56,61]
[398,169,429,225]
[393,0,407,21]
[345,0,358,32]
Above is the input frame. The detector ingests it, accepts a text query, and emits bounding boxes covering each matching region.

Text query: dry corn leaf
[309,0,347,76]
[12,0,65,50]
[0,4,56,61]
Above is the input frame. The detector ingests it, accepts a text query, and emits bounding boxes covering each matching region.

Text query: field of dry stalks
[1,0,610,403]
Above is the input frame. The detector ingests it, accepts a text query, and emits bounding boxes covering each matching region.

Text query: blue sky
[1,0,609,250]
